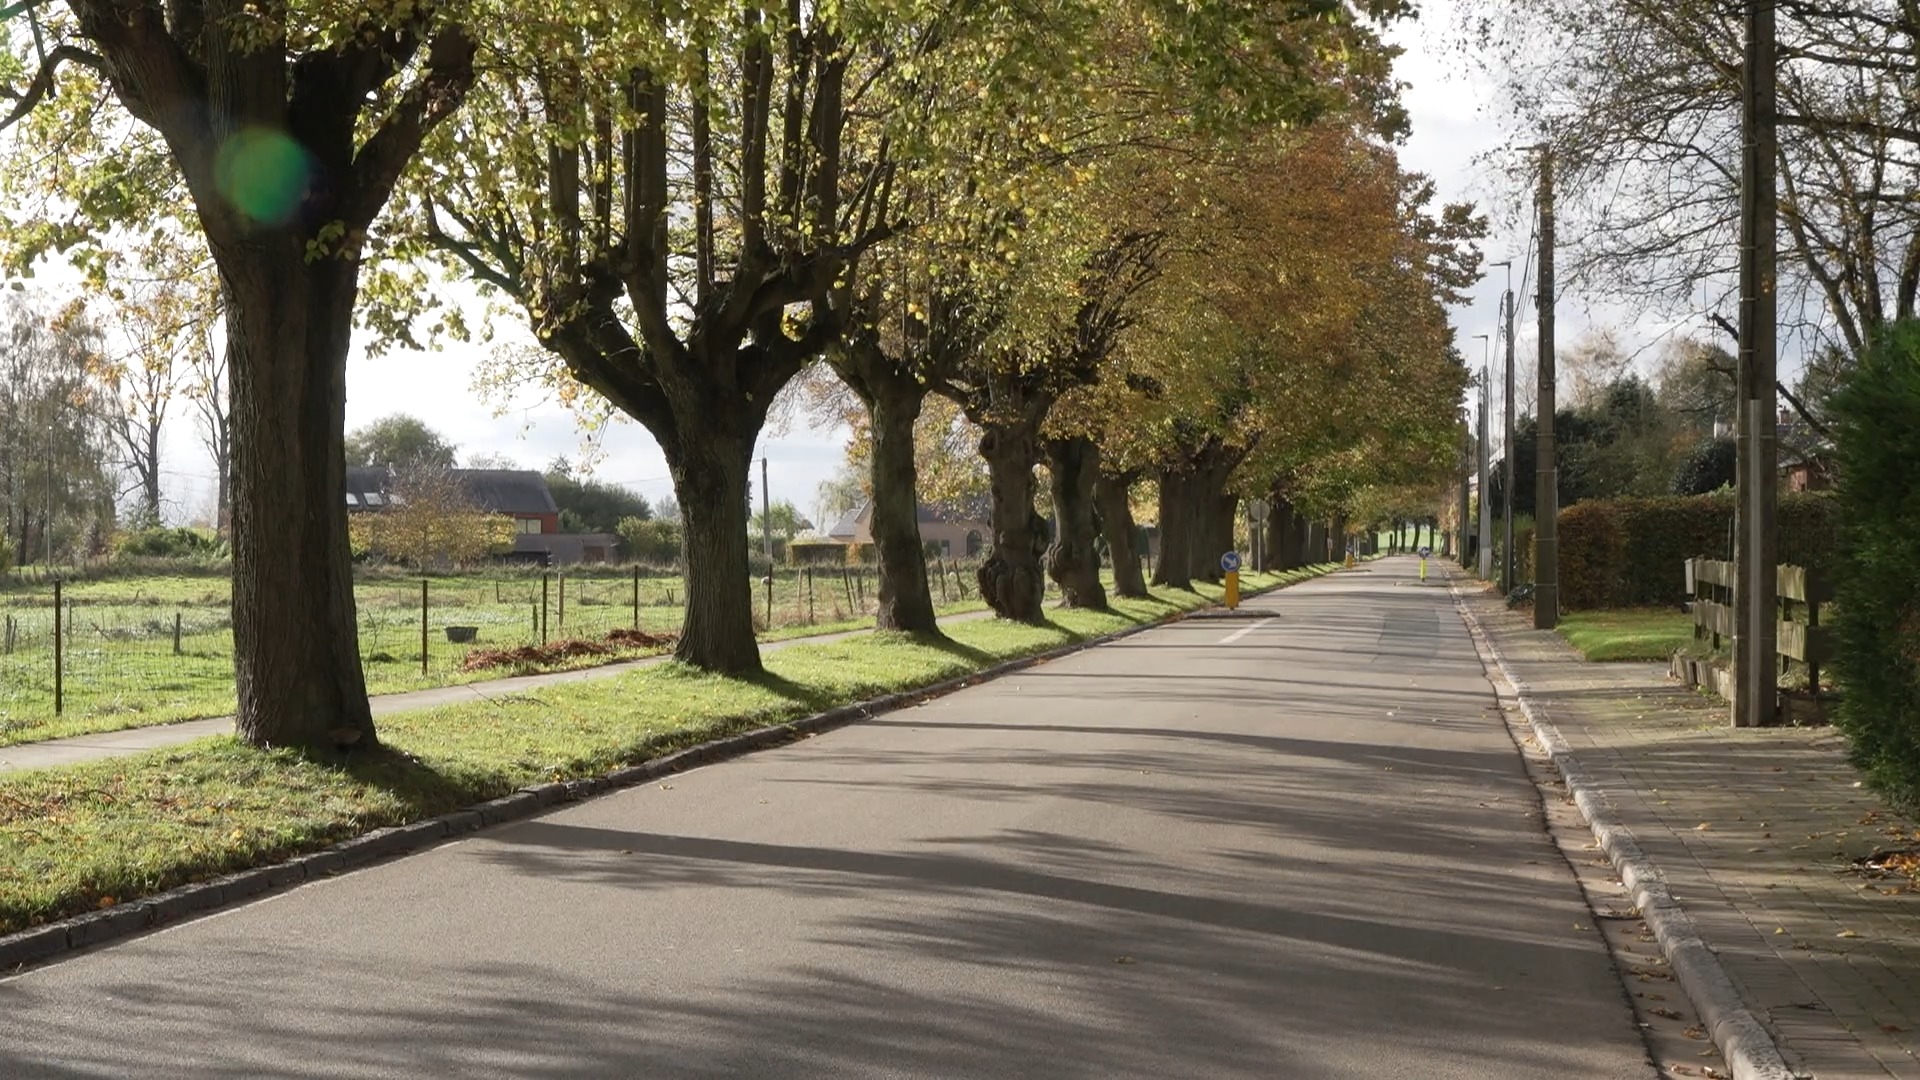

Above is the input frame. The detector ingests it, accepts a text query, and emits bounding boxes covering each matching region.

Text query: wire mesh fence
[0,559,991,740]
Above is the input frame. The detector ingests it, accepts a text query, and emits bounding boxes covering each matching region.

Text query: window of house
[517,517,542,535]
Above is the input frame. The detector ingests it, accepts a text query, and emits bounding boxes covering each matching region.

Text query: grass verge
[0,565,1334,935]
[1557,608,1695,662]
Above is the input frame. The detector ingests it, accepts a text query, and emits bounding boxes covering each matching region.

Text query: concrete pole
[1734,0,1779,727]
[1534,145,1559,630]
[1474,333,1492,579]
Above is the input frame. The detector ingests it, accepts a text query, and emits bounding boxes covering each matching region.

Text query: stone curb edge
[1445,578,1801,1080]
[0,566,1335,976]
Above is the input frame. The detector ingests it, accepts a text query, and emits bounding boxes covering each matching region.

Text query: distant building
[346,466,611,565]
[826,499,992,559]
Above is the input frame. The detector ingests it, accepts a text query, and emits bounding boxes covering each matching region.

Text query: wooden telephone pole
[1734,0,1779,727]
[1533,145,1558,630]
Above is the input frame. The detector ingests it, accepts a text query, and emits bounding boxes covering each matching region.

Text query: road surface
[0,557,1651,1078]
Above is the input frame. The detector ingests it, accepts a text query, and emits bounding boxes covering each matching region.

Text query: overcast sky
[138,1,1617,527]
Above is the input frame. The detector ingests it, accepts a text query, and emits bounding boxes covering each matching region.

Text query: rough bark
[1332,513,1350,562]
[1097,469,1148,598]
[665,427,761,673]
[865,381,939,633]
[977,422,1047,622]
[226,254,374,750]
[1266,492,1298,571]
[1152,468,1193,589]
[1044,436,1107,610]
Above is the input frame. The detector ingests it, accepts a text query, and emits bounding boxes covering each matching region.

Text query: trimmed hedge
[1831,321,1920,812]
[1547,491,1839,610]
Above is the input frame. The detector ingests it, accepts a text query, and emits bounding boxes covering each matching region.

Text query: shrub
[1671,437,1738,495]
[788,540,851,566]
[615,516,682,565]
[1830,321,1920,811]
[1544,491,1838,609]
[114,525,225,560]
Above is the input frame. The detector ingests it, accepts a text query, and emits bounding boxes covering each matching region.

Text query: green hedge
[1831,321,1920,812]
[1544,491,1839,610]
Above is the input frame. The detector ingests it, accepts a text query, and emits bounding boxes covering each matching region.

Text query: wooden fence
[1684,558,1832,694]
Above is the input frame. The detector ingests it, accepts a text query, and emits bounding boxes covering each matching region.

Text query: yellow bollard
[1224,570,1240,610]
[1420,557,1428,581]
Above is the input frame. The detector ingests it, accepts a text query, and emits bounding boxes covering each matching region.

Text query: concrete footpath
[1461,582,1920,1079]
[0,610,998,774]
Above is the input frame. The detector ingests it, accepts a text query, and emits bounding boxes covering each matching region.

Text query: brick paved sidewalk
[1465,585,1920,1080]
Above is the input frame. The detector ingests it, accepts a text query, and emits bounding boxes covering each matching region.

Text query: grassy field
[0,565,1335,934]
[0,563,992,746]
[1556,608,1696,662]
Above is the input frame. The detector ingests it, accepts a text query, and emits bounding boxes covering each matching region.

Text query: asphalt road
[0,557,1652,1078]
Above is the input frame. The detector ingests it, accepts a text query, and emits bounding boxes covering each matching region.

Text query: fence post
[541,572,550,643]
[632,565,641,630]
[173,611,182,656]
[558,573,567,634]
[806,567,815,623]
[1807,586,1821,697]
[53,578,63,716]
[421,578,429,676]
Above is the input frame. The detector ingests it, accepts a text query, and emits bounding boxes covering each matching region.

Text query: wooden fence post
[421,578,429,676]
[173,612,182,656]
[53,578,63,716]
[632,565,641,630]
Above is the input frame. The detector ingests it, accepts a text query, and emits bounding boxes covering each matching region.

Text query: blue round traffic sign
[1418,546,1432,558]
[1220,551,1242,572]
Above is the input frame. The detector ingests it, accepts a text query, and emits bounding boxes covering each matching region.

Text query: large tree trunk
[1332,513,1350,562]
[1097,469,1148,598]
[866,383,939,633]
[1044,436,1107,610]
[666,428,762,674]
[1152,468,1193,589]
[978,422,1046,622]
[834,340,940,635]
[225,255,373,751]
[1265,492,1297,571]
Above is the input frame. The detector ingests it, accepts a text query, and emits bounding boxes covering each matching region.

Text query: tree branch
[1,44,106,131]
[344,28,476,230]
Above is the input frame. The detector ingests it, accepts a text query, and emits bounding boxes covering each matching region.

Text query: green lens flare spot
[214,129,311,226]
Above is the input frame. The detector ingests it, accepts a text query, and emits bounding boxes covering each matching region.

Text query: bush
[1830,321,1920,811]
[114,526,225,560]
[1671,437,1738,496]
[788,540,852,566]
[1543,491,1838,610]
[615,516,683,565]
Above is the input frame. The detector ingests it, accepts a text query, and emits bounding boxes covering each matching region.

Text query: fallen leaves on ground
[459,629,676,671]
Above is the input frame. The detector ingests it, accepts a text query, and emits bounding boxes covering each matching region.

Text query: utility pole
[1734,0,1779,727]
[1456,415,1471,566]
[1474,334,1493,581]
[760,456,774,627]
[1485,260,1515,593]
[1534,144,1559,630]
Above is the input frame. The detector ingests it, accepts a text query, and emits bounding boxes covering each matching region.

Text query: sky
[137,1,1608,527]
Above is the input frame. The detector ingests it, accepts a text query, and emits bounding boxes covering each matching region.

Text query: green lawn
[0,565,1336,934]
[0,564,996,746]
[1556,608,1696,662]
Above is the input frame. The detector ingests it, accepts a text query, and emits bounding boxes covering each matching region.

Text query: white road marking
[1218,617,1278,644]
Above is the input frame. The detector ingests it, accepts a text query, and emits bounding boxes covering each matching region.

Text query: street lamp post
[1485,261,1515,592]
[1472,333,1491,580]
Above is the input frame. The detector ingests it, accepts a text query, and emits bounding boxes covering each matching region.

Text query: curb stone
[0,567,1333,977]
[1447,579,1801,1080]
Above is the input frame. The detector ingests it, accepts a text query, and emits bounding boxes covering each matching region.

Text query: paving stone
[1467,587,1920,1080]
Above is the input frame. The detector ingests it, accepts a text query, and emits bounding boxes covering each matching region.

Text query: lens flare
[214,129,312,227]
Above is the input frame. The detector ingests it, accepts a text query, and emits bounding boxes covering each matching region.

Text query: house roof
[824,499,989,539]
[344,466,559,516]
[826,505,867,540]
